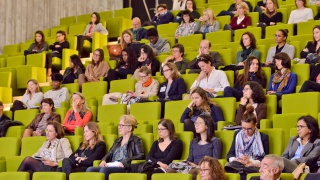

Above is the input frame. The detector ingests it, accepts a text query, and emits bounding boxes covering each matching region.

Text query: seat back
[97,104,127,125]
[176,131,194,160]
[180,74,198,91]
[164,100,191,125]
[130,102,161,123]
[0,137,20,156]
[100,10,113,20]
[14,109,39,126]
[152,173,192,180]
[33,172,66,180]
[212,97,236,123]
[0,172,29,180]
[21,136,46,156]
[60,16,76,26]
[68,23,86,36]
[102,134,118,151]
[6,55,25,68]
[215,130,235,159]
[137,133,154,157]
[109,173,147,180]
[234,27,261,42]
[157,23,179,38]
[0,71,11,87]
[65,136,82,152]
[265,95,277,119]
[106,17,127,39]
[206,31,232,47]
[109,79,136,93]
[26,53,46,68]
[50,26,68,37]
[69,172,104,180]
[3,44,20,55]
[216,49,233,67]
[260,128,285,156]
[114,7,132,19]
[82,81,108,99]
[178,34,203,51]
[291,64,310,86]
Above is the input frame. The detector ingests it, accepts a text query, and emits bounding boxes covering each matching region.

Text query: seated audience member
[250,154,284,180]
[102,66,159,107]
[175,10,197,39]
[62,54,86,86]
[151,4,174,26]
[120,29,134,49]
[22,98,61,138]
[62,92,92,135]
[46,30,69,77]
[189,54,230,97]
[77,12,108,57]
[115,47,139,79]
[175,0,200,23]
[299,62,320,92]
[198,156,226,180]
[288,0,313,24]
[85,48,110,82]
[265,29,294,73]
[236,32,260,66]
[86,115,145,179]
[172,0,186,10]
[218,0,253,18]
[24,30,48,56]
[254,0,267,15]
[235,81,267,128]
[60,122,106,179]
[282,115,320,173]
[181,87,224,134]
[259,0,282,26]
[0,101,10,122]
[146,28,170,55]
[188,40,223,73]
[12,79,43,113]
[169,114,222,180]
[129,119,183,180]
[267,52,297,99]
[132,45,161,78]
[300,25,320,59]
[130,17,147,41]
[195,8,220,37]
[162,43,188,74]
[224,56,267,101]
[226,106,269,175]
[226,2,252,31]
[44,73,71,108]
[18,122,72,178]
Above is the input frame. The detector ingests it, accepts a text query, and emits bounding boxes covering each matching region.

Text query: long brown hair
[189,87,217,116]
[264,0,278,18]
[80,122,104,150]
[34,30,45,50]
[120,29,134,49]
[26,79,40,94]
[158,119,177,142]
[237,56,266,87]
[91,48,104,66]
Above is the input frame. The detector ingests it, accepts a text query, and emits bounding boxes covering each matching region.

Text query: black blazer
[305,173,320,180]
[0,114,10,122]
[158,78,186,100]
[227,130,269,161]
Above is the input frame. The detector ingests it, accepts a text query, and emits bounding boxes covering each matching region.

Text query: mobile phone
[33,156,44,161]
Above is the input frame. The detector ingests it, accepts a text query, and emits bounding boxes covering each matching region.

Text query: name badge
[160,86,166,92]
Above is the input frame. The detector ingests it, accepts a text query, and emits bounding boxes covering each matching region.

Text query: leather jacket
[102,134,145,168]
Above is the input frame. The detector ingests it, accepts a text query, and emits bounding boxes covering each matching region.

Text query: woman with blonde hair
[61,122,106,179]
[229,2,251,30]
[120,29,134,49]
[62,92,92,135]
[12,79,44,113]
[199,156,225,180]
[195,8,220,36]
[86,115,145,180]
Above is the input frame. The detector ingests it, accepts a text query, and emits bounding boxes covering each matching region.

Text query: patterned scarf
[235,128,265,160]
[67,111,86,123]
[272,68,291,91]
[40,138,60,161]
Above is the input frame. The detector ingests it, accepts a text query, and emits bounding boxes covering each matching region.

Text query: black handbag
[224,161,259,174]
[129,160,157,173]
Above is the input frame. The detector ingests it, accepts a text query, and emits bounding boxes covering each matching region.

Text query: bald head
[132,17,141,30]
[199,39,211,55]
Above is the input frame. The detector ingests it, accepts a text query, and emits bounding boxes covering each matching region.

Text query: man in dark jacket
[130,17,147,41]
[151,4,174,26]
[0,101,10,122]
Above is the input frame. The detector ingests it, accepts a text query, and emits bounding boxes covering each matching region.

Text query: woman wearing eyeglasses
[168,114,222,180]
[281,115,320,173]
[199,156,225,180]
[86,115,145,180]
[226,105,269,175]
[85,48,110,82]
[181,87,224,135]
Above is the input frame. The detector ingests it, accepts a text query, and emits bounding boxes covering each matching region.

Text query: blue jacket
[158,78,186,100]
[180,104,224,124]
[152,12,174,25]
[268,72,297,95]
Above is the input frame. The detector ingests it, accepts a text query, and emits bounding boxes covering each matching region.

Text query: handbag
[168,161,195,174]
[306,53,319,64]
[120,93,141,105]
[129,160,157,173]
[224,161,259,174]
[107,44,122,57]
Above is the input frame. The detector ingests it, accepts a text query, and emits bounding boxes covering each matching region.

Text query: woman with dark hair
[115,47,139,79]
[62,92,92,135]
[131,119,182,180]
[24,30,48,56]
[77,12,108,57]
[120,30,134,50]
[22,98,61,138]
[224,56,266,101]
[85,48,110,82]
[61,122,106,179]
[137,45,160,76]
[236,32,260,66]
[265,29,294,72]
[161,43,188,74]
[46,30,70,77]
[18,122,72,178]
[175,10,197,39]
[181,87,224,134]
[62,54,86,86]
[300,25,320,59]
[282,115,320,173]
[299,62,320,92]
[267,52,297,99]
[199,156,226,180]
[235,81,267,128]
[169,114,222,180]
[288,0,313,24]
[86,115,145,179]
[226,106,269,174]
[175,0,200,23]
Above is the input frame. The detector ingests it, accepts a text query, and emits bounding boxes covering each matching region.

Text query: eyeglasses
[56,35,62,38]
[93,53,100,56]
[274,34,283,38]
[118,124,132,128]
[139,75,148,79]
[194,121,203,126]
[157,128,167,131]
[243,88,252,91]
[163,69,171,73]
[296,125,308,130]
[242,127,254,132]
[199,168,210,173]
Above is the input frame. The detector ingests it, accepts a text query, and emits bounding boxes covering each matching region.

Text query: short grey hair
[264,154,284,172]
